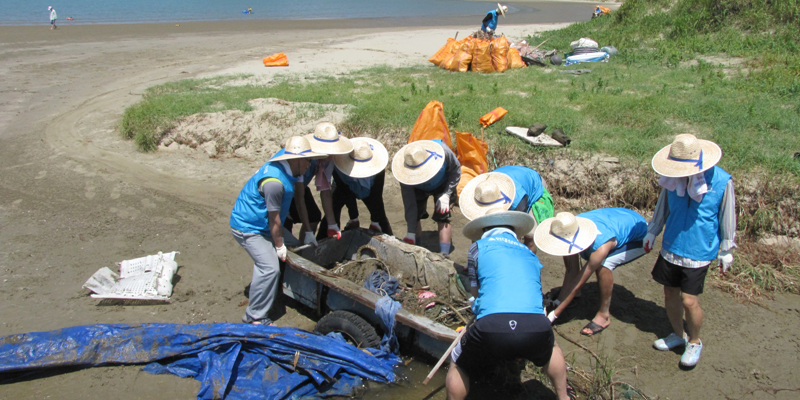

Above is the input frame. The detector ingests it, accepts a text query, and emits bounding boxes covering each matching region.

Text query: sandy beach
[2,3,799,399]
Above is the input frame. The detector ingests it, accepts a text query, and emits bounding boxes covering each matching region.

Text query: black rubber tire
[315,310,381,349]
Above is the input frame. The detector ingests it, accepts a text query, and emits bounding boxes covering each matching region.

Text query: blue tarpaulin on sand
[0,323,399,399]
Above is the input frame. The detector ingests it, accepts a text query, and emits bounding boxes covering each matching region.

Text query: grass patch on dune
[120,0,800,296]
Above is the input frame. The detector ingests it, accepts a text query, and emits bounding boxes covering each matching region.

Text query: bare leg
[558,255,582,302]
[682,293,703,344]
[438,221,452,248]
[445,363,469,400]
[594,267,614,323]
[664,286,685,337]
[544,343,571,400]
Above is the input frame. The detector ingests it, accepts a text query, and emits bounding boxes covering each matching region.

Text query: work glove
[327,224,342,240]
[435,194,450,214]
[275,244,287,262]
[717,249,734,274]
[303,231,318,247]
[643,233,656,253]
[547,311,557,324]
[403,233,416,245]
[369,221,382,233]
[485,28,494,35]
[344,218,360,230]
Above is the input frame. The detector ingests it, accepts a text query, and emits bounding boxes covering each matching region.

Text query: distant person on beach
[447,209,573,400]
[48,6,57,30]
[479,3,508,37]
[644,133,736,368]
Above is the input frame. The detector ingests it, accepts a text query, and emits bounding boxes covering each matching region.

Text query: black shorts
[651,254,709,295]
[414,187,452,224]
[453,313,554,376]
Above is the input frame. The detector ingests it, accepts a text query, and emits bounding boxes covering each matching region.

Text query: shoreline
[0,1,609,44]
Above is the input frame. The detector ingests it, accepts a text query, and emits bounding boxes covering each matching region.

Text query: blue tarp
[0,323,399,399]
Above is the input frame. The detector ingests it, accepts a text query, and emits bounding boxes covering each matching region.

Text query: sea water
[1,0,501,26]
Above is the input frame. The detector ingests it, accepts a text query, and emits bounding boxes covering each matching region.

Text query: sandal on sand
[566,384,577,400]
[580,320,608,336]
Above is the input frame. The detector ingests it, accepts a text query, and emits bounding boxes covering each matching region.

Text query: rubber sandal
[580,320,608,336]
[566,384,578,400]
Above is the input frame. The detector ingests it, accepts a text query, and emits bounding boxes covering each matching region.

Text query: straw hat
[533,212,599,256]
[271,136,327,162]
[497,3,508,17]
[333,137,389,178]
[459,172,516,220]
[463,208,534,241]
[651,133,722,178]
[304,122,354,155]
[391,140,446,186]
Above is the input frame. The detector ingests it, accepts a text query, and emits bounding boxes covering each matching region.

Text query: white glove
[547,311,557,324]
[643,233,656,253]
[435,194,450,214]
[485,28,494,34]
[275,244,287,262]
[303,231,318,247]
[718,249,734,273]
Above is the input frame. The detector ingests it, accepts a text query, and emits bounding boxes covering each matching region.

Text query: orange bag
[491,36,510,72]
[455,130,489,197]
[442,37,475,72]
[507,48,526,69]
[263,52,289,67]
[408,100,453,150]
[472,38,495,74]
[429,37,457,67]
[479,107,508,128]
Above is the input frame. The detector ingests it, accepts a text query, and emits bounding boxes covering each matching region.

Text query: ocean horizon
[4,0,519,26]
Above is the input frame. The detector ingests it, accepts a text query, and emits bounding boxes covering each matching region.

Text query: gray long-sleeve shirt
[400,143,461,234]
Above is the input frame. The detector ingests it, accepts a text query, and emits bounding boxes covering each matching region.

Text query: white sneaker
[680,341,703,367]
[653,333,687,351]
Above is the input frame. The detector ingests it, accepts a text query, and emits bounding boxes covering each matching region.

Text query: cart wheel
[315,310,381,349]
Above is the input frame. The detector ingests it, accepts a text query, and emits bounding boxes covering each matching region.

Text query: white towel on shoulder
[658,173,708,203]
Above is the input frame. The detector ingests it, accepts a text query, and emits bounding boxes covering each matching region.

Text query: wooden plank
[505,126,564,147]
[286,254,458,343]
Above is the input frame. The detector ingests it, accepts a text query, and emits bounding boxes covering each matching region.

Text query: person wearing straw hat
[644,133,736,368]
[277,122,353,245]
[534,208,648,336]
[326,137,393,235]
[459,165,554,251]
[480,3,508,37]
[447,208,573,400]
[392,139,461,256]
[230,136,326,326]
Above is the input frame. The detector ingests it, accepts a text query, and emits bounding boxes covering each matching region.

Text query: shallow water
[4,0,502,25]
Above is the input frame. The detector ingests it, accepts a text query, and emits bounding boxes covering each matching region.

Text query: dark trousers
[317,170,392,239]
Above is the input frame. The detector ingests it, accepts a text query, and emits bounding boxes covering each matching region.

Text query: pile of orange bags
[263,52,289,67]
[428,36,526,73]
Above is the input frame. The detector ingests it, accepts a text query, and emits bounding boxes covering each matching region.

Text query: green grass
[120,0,800,243]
